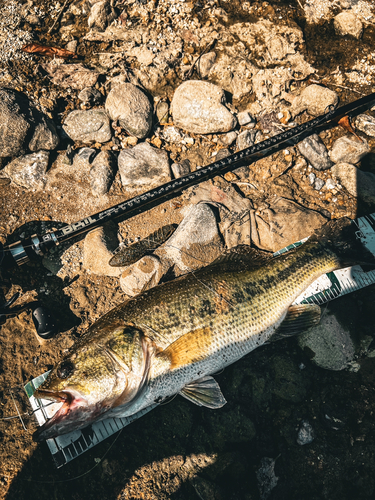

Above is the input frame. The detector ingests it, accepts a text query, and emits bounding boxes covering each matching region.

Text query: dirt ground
[1,0,375,499]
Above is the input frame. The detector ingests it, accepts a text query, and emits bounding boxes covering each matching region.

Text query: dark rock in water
[3,150,49,190]
[256,457,279,500]
[89,150,116,196]
[298,313,355,370]
[297,133,332,171]
[271,355,307,402]
[205,405,256,450]
[297,420,315,445]
[0,88,59,158]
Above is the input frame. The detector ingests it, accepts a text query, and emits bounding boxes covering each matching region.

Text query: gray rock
[330,135,370,164]
[155,203,224,272]
[119,255,164,296]
[118,142,170,189]
[171,80,237,135]
[90,150,116,196]
[171,159,191,178]
[237,130,258,151]
[83,223,126,277]
[308,172,316,185]
[297,420,315,446]
[3,150,49,190]
[355,114,375,137]
[78,87,103,107]
[331,162,375,204]
[314,177,325,191]
[105,83,153,139]
[297,134,332,170]
[29,116,60,152]
[291,84,339,117]
[237,110,256,127]
[219,131,237,146]
[215,148,231,161]
[63,109,112,144]
[0,88,59,157]
[197,51,216,79]
[325,178,336,190]
[298,313,355,370]
[334,11,363,39]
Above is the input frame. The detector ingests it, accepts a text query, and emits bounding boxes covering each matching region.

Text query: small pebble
[297,420,315,446]
[314,178,325,191]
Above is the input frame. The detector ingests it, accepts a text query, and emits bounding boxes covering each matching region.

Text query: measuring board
[25,212,375,468]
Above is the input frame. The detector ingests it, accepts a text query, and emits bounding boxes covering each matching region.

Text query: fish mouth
[32,389,89,442]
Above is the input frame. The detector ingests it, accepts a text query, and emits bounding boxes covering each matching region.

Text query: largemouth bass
[33,218,375,441]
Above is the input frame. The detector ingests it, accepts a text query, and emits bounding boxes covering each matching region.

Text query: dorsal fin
[203,245,273,273]
[180,376,227,409]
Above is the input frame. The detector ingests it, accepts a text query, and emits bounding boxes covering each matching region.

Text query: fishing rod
[3,91,375,269]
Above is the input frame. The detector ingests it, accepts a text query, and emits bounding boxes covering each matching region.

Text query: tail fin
[312,217,375,268]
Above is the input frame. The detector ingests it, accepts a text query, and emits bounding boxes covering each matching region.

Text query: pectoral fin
[180,375,227,409]
[270,304,321,342]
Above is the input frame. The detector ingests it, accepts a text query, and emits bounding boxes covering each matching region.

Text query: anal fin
[270,304,321,342]
[180,375,227,409]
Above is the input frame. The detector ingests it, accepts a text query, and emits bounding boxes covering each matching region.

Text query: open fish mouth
[32,389,89,442]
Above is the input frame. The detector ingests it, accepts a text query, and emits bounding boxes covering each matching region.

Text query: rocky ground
[1,0,375,499]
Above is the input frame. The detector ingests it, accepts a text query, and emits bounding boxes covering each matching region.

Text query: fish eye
[57,360,75,379]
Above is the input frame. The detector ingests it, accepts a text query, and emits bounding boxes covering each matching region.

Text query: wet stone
[119,255,164,297]
[237,130,258,151]
[334,11,363,39]
[105,83,153,139]
[297,420,315,446]
[355,114,375,137]
[155,203,224,272]
[171,80,237,135]
[291,84,339,117]
[297,134,332,171]
[63,109,112,144]
[298,313,355,370]
[271,355,307,402]
[118,142,170,189]
[3,150,49,190]
[330,135,370,164]
[89,150,116,196]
